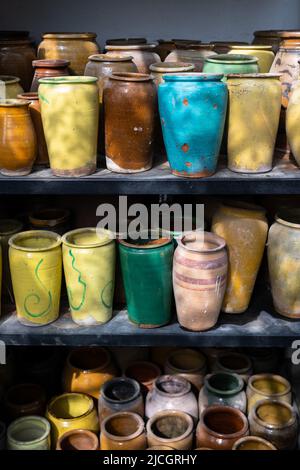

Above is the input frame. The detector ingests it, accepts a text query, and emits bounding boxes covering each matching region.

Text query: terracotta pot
[286,78,300,165]
[0,219,23,301]
[0,421,6,450]
[5,383,46,421]
[249,400,298,450]
[196,405,249,450]
[213,352,252,382]
[38,33,100,75]
[7,416,51,450]
[105,44,160,73]
[212,202,268,313]
[247,374,291,413]
[149,61,195,87]
[232,436,277,450]
[0,98,37,176]
[104,73,156,173]
[211,41,249,54]
[0,75,23,98]
[124,361,161,395]
[228,45,274,72]
[146,410,194,450]
[173,231,227,331]
[29,208,71,235]
[63,347,117,399]
[164,348,207,390]
[56,429,99,450]
[31,59,70,92]
[100,412,146,450]
[165,44,216,71]
[155,40,176,61]
[99,377,144,422]
[145,375,198,422]
[199,372,246,414]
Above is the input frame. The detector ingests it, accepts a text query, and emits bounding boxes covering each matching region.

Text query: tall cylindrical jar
[7,416,51,450]
[39,76,99,176]
[203,54,259,77]
[0,75,24,98]
[0,219,23,301]
[105,44,160,73]
[30,59,70,92]
[228,45,275,72]
[286,79,300,165]
[212,202,268,313]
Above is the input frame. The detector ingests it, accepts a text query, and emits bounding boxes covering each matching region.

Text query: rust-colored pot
[124,361,161,395]
[30,59,70,92]
[100,412,147,450]
[5,383,46,421]
[56,429,99,450]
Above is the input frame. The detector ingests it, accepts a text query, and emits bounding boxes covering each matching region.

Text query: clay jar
[0,219,23,301]
[5,383,46,421]
[203,54,259,77]
[98,378,144,422]
[145,375,198,422]
[227,74,281,173]
[164,348,207,390]
[165,44,216,72]
[56,429,99,450]
[100,412,146,450]
[31,59,70,92]
[212,202,268,313]
[105,44,160,73]
[124,361,161,395]
[196,405,249,450]
[247,374,291,413]
[0,75,23,98]
[199,372,246,414]
[286,78,300,165]
[63,347,117,399]
[38,33,100,75]
[252,30,289,53]
[249,400,298,450]
[213,352,253,382]
[29,208,71,235]
[228,45,274,72]
[232,436,277,450]
[7,416,51,450]
[149,62,195,87]
[104,73,156,173]
[173,231,227,331]
[146,410,194,450]
[0,99,37,176]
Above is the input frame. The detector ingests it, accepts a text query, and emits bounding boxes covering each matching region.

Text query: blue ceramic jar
[158,73,228,177]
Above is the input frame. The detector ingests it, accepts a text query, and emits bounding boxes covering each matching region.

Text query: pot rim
[17,92,39,101]
[232,435,277,450]
[42,32,97,39]
[177,231,226,253]
[247,373,291,398]
[101,377,141,404]
[275,208,300,229]
[118,230,172,249]
[105,43,157,51]
[57,428,99,450]
[9,230,61,252]
[109,72,154,82]
[227,73,281,79]
[62,227,114,248]
[252,399,296,430]
[0,98,30,107]
[0,75,21,84]
[88,53,134,62]
[205,53,258,64]
[38,76,97,85]
[7,416,50,446]
[150,62,195,72]
[153,374,191,397]
[216,352,252,374]
[66,347,111,373]
[125,361,161,385]
[32,59,70,67]
[47,393,95,421]
[29,208,70,227]
[200,405,249,439]
[229,45,273,50]
[101,411,145,442]
[166,348,206,373]
[205,372,244,397]
[0,218,23,235]
[146,410,194,443]
[162,73,224,82]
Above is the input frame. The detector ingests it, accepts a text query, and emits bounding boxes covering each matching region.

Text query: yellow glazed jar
[39,76,99,177]
[0,76,24,98]
[286,80,300,166]
[62,228,115,325]
[247,374,292,413]
[227,74,282,173]
[8,230,62,326]
[212,202,268,313]
[228,46,275,73]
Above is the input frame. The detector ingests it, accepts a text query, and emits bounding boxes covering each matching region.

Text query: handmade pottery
[105,44,160,73]
[164,348,207,390]
[165,44,216,72]
[124,361,161,395]
[149,62,195,87]
[213,352,253,382]
[0,75,23,98]
[56,429,99,450]
[228,45,274,72]
[286,78,300,165]
[146,410,194,450]
[247,374,291,413]
[0,219,23,301]
[203,54,259,77]
[5,383,46,421]
[0,421,6,450]
[199,372,246,414]
[29,208,70,235]
[31,59,70,92]
[232,436,277,450]
[100,412,146,450]
[7,416,51,450]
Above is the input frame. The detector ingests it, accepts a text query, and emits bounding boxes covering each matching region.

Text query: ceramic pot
[17,92,49,165]
[104,73,156,173]
[227,74,281,173]
[0,219,23,301]
[31,59,70,92]
[247,374,291,413]
[0,98,37,176]
[63,347,117,399]
[173,231,227,331]
[7,416,50,450]
[249,400,298,450]
[149,62,195,87]
[105,44,160,73]
[145,375,198,422]
[0,421,6,450]
[199,372,246,414]
[196,405,249,450]
[164,348,207,390]
[99,377,144,422]
[56,429,99,450]
[228,45,274,72]
[203,54,259,77]
[252,30,291,53]
[118,234,173,327]
[46,392,99,448]
[165,44,216,72]
[232,436,277,450]
[100,412,146,450]
[286,79,300,165]
[0,75,23,98]
[38,33,100,75]
[212,202,268,313]
[124,361,161,395]
[5,383,46,421]
[155,40,176,61]
[146,410,194,450]
[62,228,115,325]
[39,76,99,176]
[211,41,249,54]
[213,352,253,382]
[9,230,62,326]
[29,208,71,235]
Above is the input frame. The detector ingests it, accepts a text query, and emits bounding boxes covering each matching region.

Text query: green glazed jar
[118,234,174,328]
[7,416,51,450]
[203,54,259,78]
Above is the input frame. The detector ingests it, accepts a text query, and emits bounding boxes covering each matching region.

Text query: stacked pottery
[0,76,23,98]
[213,352,253,382]
[30,59,70,91]
[100,412,146,450]
[29,208,71,235]
[7,416,51,450]
[0,219,23,301]
[199,372,246,414]
[5,383,46,421]
[165,44,216,72]
[105,44,160,73]
[146,410,194,450]
[246,374,291,413]
[98,378,144,422]
[164,348,207,390]
[286,76,300,166]
[228,45,274,72]
[124,361,161,395]
[232,436,277,450]
[57,429,99,450]
[203,54,259,77]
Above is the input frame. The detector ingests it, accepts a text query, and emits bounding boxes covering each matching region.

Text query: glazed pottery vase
[31,59,70,92]
[29,208,71,235]
[228,45,274,72]
[7,416,50,450]
[56,429,99,450]
[5,383,46,421]
[0,99,37,176]
[232,436,277,450]
[124,361,161,395]
[149,62,195,87]
[104,73,156,173]
[247,374,291,413]
[286,79,300,165]
[145,375,198,422]
[212,202,268,313]
[17,92,49,165]
[62,228,115,325]
[249,400,298,450]
[0,421,5,450]
[100,412,146,450]
[0,75,23,98]
[213,352,253,382]
[146,410,194,450]
[196,405,249,450]
[118,234,173,327]
[98,377,144,422]
[9,230,62,326]
[39,76,99,176]
[165,44,216,72]
[0,219,23,301]
[38,33,100,75]
[164,348,207,390]
[203,54,259,77]
[46,392,99,448]
[173,231,227,331]
[199,372,246,414]
[63,347,117,399]
[105,44,160,73]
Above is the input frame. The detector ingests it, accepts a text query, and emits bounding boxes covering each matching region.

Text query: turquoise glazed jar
[118,234,174,328]
[203,54,259,78]
[158,73,227,177]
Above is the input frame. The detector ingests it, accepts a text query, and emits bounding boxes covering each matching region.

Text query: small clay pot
[247,374,292,413]
[28,208,71,235]
[232,435,277,450]
[31,59,70,92]
[124,361,161,394]
[213,352,253,382]
[56,429,99,450]
[146,410,194,450]
[164,348,207,390]
[5,383,46,421]
[100,412,147,450]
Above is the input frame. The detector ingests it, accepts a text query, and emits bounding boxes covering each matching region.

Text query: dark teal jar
[118,235,174,328]
[158,73,227,177]
[203,54,259,78]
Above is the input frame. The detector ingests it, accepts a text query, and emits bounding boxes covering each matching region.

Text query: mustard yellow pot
[39,76,99,177]
[0,76,23,98]
[8,230,62,326]
[0,219,23,302]
[212,202,268,313]
[247,374,292,413]
[62,228,115,326]
[228,46,275,73]
[227,74,282,173]
[286,80,300,166]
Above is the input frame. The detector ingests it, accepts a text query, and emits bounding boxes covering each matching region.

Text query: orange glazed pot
[100,412,147,450]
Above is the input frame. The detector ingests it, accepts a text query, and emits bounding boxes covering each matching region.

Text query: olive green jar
[7,416,51,450]
[203,54,259,78]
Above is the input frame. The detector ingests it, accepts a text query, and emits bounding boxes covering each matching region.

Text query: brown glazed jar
[28,208,71,235]
[146,410,194,450]
[100,412,147,450]
[4,383,46,421]
[104,72,156,173]
[56,429,99,450]
[105,44,160,73]
[30,59,70,92]
[196,405,249,450]
[124,361,161,395]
